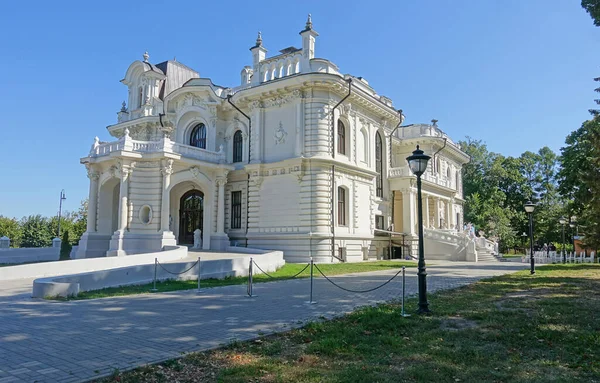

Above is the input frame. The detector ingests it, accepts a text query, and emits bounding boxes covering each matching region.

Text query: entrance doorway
[179,190,204,245]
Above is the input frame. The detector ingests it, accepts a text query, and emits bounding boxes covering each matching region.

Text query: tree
[60,230,72,260]
[71,200,88,245]
[582,0,600,27]
[0,216,22,247]
[20,215,53,248]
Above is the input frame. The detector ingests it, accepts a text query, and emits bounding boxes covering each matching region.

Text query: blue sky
[0,0,598,219]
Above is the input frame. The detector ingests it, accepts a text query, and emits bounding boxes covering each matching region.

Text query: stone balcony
[87,135,226,164]
[388,166,453,189]
[394,124,458,148]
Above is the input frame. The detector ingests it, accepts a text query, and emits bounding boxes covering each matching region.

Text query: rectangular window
[337,187,346,226]
[231,191,242,229]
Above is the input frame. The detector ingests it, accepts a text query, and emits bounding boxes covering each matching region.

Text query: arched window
[233,130,243,163]
[294,61,300,73]
[190,123,206,149]
[446,166,451,178]
[375,132,383,198]
[436,158,441,174]
[337,120,346,155]
[337,187,347,226]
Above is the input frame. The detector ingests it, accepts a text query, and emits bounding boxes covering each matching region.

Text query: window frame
[231,191,242,229]
[232,130,243,163]
[190,123,207,149]
[375,132,383,198]
[337,186,347,226]
[337,120,346,155]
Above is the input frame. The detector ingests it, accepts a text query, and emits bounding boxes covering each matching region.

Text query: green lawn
[71,260,416,300]
[96,264,600,383]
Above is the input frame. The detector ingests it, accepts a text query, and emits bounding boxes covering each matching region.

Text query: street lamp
[569,217,577,256]
[524,201,536,275]
[559,216,567,263]
[57,189,66,238]
[406,145,431,314]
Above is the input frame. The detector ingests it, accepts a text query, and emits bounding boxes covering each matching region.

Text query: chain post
[306,258,317,304]
[401,266,410,317]
[247,257,256,297]
[150,258,158,292]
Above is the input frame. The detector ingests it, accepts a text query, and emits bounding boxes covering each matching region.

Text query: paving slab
[0,260,527,383]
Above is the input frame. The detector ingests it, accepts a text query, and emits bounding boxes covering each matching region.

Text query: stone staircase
[476,241,500,262]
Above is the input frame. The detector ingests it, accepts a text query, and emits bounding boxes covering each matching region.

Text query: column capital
[161,159,174,176]
[216,177,228,187]
[85,164,100,181]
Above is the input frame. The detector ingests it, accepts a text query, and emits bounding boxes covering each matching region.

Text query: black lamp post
[406,145,431,314]
[524,201,536,275]
[521,232,527,254]
[559,216,567,263]
[57,189,66,238]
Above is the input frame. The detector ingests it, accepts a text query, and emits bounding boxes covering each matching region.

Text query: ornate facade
[77,16,471,262]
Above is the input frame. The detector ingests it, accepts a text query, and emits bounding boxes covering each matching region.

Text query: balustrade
[88,137,225,164]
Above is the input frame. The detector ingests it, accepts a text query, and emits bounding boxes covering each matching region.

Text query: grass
[67,261,416,300]
[95,264,600,383]
[502,253,525,258]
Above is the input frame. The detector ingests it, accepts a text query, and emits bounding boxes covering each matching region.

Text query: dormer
[120,52,166,120]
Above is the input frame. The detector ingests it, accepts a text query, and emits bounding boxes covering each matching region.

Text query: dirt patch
[440,316,479,331]
[494,288,558,313]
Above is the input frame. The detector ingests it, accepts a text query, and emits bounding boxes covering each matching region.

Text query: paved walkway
[0,261,527,383]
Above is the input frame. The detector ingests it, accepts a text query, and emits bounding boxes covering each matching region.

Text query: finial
[120,101,127,112]
[416,145,420,150]
[143,51,149,62]
[431,119,438,126]
[256,31,263,46]
[306,14,313,30]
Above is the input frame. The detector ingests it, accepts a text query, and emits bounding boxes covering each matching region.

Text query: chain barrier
[157,259,199,275]
[252,260,310,280]
[313,263,404,294]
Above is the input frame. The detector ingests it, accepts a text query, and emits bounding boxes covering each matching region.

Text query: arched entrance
[179,190,204,245]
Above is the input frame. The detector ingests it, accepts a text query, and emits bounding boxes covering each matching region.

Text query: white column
[402,189,416,235]
[86,167,100,232]
[446,199,452,229]
[160,159,173,232]
[216,178,226,234]
[117,166,132,232]
[434,197,441,229]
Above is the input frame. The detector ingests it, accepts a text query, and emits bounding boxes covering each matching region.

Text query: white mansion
[77,16,474,263]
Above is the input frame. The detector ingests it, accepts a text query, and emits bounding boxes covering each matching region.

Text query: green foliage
[1,199,88,249]
[582,0,600,26]
[460,138,566,252]
[20,215,53,248]
[0,216,22,247]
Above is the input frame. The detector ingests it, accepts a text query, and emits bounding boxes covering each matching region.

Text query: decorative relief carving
[136,161,160,169]
[263,90,301,108]
[85,164,100,180]
[161,159,173,175]
[274,122,287,145]
[248,100,263,111]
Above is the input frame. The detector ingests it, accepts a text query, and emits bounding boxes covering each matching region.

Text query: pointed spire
[305,14,313,30]
[256,31,263,47]
[143,51,149,62]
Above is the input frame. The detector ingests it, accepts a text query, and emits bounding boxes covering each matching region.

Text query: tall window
[138,87,143,108]
[233,130,243,163]
[375,132,383,197]
[375,215,385,230]
[337,120,346,155]
[231,191,242,229]
[190,123,206,149]
[337,187,346,226]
